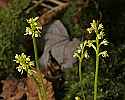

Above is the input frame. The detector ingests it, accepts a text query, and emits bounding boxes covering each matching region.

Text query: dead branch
[39,0,69,25]
[25,0,43,14]
[25,0,69,25]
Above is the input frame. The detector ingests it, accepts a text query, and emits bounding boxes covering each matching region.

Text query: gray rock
[40,20,80,69]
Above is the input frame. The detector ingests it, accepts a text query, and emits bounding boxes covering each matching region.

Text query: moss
[0,0,30,78]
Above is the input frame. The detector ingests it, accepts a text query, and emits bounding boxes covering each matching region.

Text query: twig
[25,0,43,14]
[41,3,53,9]
[39,1,69,25]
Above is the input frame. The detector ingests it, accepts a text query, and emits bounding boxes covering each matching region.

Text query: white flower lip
[98,23,103,30]
[100,39,109,46]
[99,51,109,57]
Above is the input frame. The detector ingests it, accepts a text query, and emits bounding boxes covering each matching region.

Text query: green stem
[94,37,99,100]
[32,37,40,70]
[31,74,47,100]
[79,59,85,100]
[79,43,86,100]
[37,77,47,100]
[32,37,47,100]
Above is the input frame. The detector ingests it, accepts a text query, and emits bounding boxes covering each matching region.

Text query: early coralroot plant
[86,20,109,100]
[14,17,47,100]
[25,17,42,70]
[73,41,89,100]
[73,20,109,100]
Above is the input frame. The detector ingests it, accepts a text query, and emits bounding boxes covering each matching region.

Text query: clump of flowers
[86,20,109,58]
[24,17,42,37]
[73,41,89,60]
[73,41,89,100]
[14,53,34,75]
[86,20,109,100]
[73,20,109,100]
[25,17,41,70]
[14,17,47,100]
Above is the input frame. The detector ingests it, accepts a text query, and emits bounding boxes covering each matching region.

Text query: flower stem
[31,74,47,100]
[79,43,86,100]
[94,36,99,100]
[32,37,47,100]
[32,37,40,70]
[79,59,85,100]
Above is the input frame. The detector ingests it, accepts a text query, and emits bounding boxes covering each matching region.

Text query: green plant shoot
[14,17,47,100]
[86,20,109,100]
[25,17,42,70]
[73,41,89,100]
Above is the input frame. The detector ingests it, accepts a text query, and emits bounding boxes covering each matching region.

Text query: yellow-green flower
[99,51,109,57]
[100,39,109,46]
[87,20,104,35]
[75,96,80,100]
[87,40,93,47]
[97,30,105,39]
[73,41,89,59]
[24,17,42,38]
[90,20,97,31]
[98,23,103,30]
[86,20,99,34]
[87,27,93,34]
[84,50,89,58]
[27,16,39,24]
[14,53,34,75]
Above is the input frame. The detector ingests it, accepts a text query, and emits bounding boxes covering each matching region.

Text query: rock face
[40,20,80,69]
